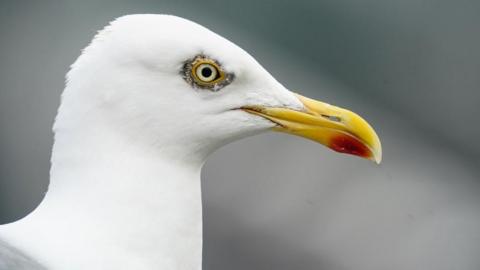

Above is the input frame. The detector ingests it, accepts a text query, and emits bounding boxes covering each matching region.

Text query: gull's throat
[1,126,205,270]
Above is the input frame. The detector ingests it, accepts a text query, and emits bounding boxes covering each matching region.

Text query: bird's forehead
[110,15,256,70]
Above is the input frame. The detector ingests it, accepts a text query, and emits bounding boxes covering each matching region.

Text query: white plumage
[0,14,382,270]
[0,14,306,270]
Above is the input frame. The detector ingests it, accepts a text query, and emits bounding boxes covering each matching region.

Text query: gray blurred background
[1,0,480,269]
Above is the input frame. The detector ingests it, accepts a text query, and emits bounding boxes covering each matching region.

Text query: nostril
[321,115,342,122]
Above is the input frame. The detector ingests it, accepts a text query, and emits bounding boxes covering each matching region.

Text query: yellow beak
[242,93,382,164]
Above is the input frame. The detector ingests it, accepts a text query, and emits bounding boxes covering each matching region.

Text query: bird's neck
[2,124,205,270]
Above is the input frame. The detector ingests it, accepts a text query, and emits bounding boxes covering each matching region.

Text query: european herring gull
[0,14,381,270]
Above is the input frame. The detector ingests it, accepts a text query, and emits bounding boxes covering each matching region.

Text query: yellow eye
[195,63,218,82]
[191,59,225,85]
[182,55,233,91]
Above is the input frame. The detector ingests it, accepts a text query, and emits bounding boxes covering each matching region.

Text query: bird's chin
[234,108,278,131]
[207,108,276,143]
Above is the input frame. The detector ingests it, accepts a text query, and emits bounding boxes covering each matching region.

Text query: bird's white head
[57,14,381,165]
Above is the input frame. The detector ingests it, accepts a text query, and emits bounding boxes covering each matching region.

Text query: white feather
[0,14,304,270]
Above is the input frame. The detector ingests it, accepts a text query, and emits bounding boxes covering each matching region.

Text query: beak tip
[372,154,382,164]
[371,142,382,164]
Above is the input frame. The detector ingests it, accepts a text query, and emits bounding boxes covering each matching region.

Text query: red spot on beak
[329,135,372,159]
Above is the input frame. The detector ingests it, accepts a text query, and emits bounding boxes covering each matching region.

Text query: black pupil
[201,67,213,78]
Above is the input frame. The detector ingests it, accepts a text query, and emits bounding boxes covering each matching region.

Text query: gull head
[61,14,381,164]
